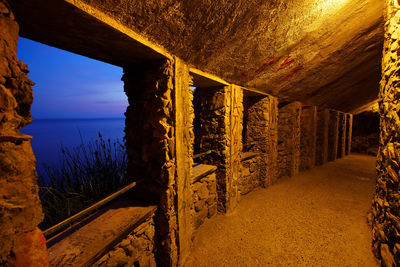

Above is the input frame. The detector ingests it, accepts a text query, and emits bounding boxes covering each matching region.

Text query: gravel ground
[185,154,378,266]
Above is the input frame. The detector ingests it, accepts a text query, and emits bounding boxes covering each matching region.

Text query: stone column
[198,85,243,213]
[328,110,339,161]
[337,112,347,159]
[345,113,353,155]
[123,57,193,266]
[316,108,330,165]
[300,106,317,170]
[372,1,400,265]
[244,94,279,187]
[278,102,301,177]
[268,97,279,184]
[0,1,48,266]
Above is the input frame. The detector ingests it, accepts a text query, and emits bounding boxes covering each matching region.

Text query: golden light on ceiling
[317,0,350,12]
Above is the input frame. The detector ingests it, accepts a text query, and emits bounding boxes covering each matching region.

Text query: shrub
[38,133,128,230]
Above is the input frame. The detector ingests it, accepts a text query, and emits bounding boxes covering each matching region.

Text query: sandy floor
[185,154,379,266]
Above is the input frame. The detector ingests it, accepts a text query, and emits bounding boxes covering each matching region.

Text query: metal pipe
[193,150,212,159]
[43,180,137,238]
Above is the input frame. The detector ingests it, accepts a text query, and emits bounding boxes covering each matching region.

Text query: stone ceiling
[12,0,384,112]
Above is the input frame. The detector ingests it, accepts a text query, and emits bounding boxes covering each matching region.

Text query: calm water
[22,118,125,173]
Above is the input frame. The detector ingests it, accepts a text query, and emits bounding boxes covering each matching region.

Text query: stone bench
[192,164,217,229]
[47,197,157,267]
[240,152,261,195]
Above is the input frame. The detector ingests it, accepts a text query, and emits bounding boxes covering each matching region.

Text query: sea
[21,118,125,174]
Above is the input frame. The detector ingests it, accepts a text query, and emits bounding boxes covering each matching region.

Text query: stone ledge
[241,152,259,161]
[192,164,217,184]
[47,197,156,267]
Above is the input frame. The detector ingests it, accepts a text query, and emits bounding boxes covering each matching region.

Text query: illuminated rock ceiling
[12,0,384,112]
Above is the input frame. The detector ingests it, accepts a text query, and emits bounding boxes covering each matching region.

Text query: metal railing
[43,181,138,238]
[193,150,212,159]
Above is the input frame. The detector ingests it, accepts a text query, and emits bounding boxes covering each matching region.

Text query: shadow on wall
[351,111,379,155]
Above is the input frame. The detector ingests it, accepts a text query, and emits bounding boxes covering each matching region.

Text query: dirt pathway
[185,154,378,266]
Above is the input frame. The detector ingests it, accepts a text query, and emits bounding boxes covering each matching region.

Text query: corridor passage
[186,154,378,266]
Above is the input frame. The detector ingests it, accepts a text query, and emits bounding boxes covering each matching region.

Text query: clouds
[17,38,128,119]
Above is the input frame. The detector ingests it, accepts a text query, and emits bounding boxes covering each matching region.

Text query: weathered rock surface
[8,0,384,112]
[372,1,400,264]
[0,1,44,264]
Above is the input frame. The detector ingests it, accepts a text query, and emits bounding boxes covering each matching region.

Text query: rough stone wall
[328,110,339,161]
[345,113,353,155]
[300,106,317,170]
[94,215,156,267]
[192,171,217,229]
[316,108,330,166]
[0,1,47,265]
[198,85,243,213]
[372,1,400,265]
[268,97,279,184]
[239,155,260,194]
[337,112,347,159]
[123,57,193,266]
[244,94,278,187]
[278,102,302,178]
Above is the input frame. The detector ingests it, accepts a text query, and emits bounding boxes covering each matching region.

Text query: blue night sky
[17,38,127,119]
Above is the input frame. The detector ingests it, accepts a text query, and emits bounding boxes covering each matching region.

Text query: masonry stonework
[345,113,353,156]
[0,1,47,265]
[191,165,217,229]
[337,112,347,159]
[328,110,339,162]
[123,57,194,266]
[239,153,260,194]
[94,215,156,267]
[243,94,278,188]
[278,102,301,178]
[372,1,400,265]
[300,106,317,170]
[197,85,243,213]
[316,108,330,166]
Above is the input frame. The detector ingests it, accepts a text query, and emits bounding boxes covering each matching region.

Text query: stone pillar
[244,94,278,187]
[337,112,347,159]
[268,97,279,184]
[278,102,301,178]
[300,106,317,170]
[328,110,339,162]
[372,1,400,265]
[316,108,330,165]
[345,113,353,155]
[123,57,194,266]
[198,85,243,213]
[0,1,48,265]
